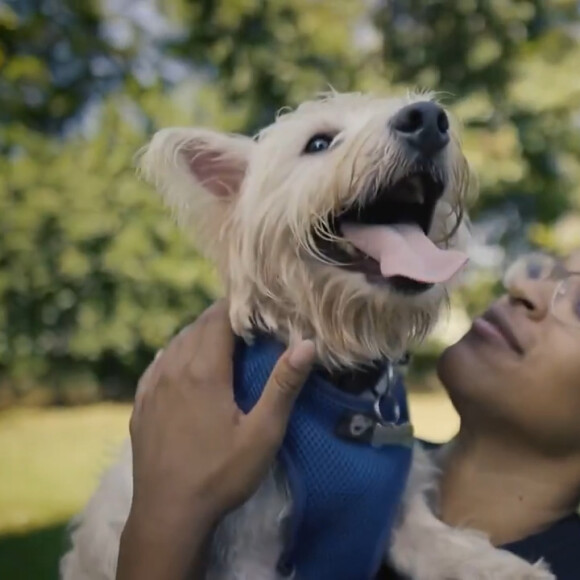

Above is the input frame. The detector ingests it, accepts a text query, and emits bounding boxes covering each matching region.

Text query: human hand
[128,299,316,527]
[117,300,315,580]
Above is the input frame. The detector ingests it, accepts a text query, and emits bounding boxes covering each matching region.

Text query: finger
[135,349,164,404]
[160,300,234,387]
[183,299,236,387]
[246,340,316,437]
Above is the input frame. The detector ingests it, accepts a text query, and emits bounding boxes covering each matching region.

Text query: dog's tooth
[336,236,356,256]
[342,240,357,256]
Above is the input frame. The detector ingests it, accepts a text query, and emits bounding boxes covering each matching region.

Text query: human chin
[436,330,502,394]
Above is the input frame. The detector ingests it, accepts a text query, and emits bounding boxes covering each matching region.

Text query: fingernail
[288,340,316,370]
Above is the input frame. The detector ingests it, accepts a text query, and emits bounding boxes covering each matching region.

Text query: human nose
[505,275,551,321]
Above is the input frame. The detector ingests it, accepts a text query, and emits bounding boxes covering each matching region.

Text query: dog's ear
[138,127,254,209]
[138,128,254,263]
[181,131,251,199]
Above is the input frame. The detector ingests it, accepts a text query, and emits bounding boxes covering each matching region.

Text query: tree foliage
[1,0,580,401]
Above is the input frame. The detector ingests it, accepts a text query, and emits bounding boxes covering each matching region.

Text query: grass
[0,523,70,580]
[0,404,131,580]
[0,391,458,580]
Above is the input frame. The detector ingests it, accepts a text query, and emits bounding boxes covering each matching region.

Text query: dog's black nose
[391,101,450,157]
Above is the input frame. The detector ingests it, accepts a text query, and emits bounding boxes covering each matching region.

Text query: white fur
[60,441,556,580]
[390,445,555,580]
[60,442,133,579]
[60,441,291,580]
[137,91,474,368]
[61,92,525,580]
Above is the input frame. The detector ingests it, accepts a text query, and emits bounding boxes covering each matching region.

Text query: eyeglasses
[503,252,580,328]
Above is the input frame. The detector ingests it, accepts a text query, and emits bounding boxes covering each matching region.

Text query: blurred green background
[2,0,580,578]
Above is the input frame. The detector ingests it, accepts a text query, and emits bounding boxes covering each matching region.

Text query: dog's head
[140,92,475,369]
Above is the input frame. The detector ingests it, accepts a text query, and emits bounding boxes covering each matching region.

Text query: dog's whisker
[139,90,474,369]
[64,90,478,580]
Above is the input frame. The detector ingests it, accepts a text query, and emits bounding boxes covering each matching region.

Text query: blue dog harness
[233,336,413,580]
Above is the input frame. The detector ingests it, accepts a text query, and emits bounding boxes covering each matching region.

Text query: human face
[437,250,580,454]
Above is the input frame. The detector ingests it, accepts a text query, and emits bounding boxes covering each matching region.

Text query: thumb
[247,340,316,436]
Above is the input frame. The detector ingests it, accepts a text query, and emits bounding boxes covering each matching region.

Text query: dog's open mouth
[317,172,468,294]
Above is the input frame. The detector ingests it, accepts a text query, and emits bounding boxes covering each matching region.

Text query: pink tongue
[341,223,468,283]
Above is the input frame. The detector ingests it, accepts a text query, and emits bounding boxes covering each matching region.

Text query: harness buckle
[336,358,414,448]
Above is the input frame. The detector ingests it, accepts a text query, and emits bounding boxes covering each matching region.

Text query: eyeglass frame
[502,252,580,329]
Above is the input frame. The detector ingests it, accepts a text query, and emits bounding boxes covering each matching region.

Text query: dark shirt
[377,440,580,579]
[378,513,580,579]
[505,513,580,579]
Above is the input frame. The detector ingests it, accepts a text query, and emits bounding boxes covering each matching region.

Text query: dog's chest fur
[59,338,554,580]
[208,337,413,580]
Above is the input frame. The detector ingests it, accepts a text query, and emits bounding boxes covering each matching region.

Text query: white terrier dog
[60,92,551,580]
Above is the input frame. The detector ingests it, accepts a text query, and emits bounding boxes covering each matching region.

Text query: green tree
[0,0,127,134]
[372,0,580,225]
[2,0,580,401]
[0,96,221,402]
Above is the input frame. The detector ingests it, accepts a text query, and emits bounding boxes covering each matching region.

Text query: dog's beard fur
[139,91,475,369]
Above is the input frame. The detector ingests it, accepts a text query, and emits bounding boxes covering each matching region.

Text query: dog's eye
[303,134,334,154]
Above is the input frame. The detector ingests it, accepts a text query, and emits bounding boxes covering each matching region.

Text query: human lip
[472,308,524,355]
